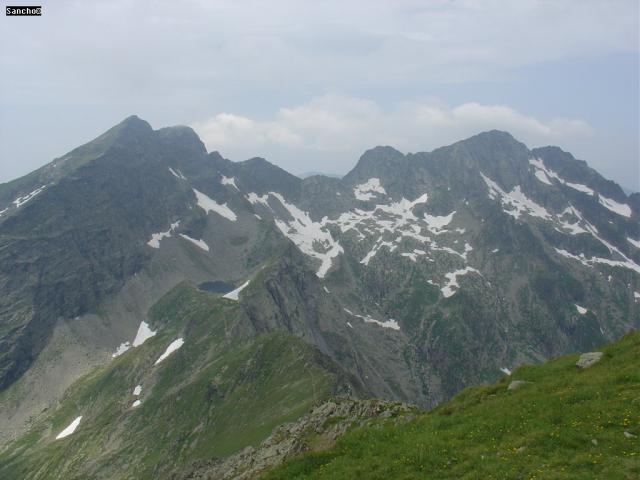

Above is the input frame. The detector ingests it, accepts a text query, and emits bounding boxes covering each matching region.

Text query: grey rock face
[507,380,531,391]
[176,397,417,480]
[576,352,603,369]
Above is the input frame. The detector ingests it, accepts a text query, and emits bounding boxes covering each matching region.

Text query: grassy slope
[0,284,336,479]
[265,331,640,480]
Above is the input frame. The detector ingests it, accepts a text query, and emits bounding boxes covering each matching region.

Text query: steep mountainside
[0,280,347,479]
[0,116,638,475]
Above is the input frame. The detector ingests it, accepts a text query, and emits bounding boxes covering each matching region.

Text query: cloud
[0,0,637,188]
[2,0,637,96]
[192,94,594,173]
[193,113,304,149]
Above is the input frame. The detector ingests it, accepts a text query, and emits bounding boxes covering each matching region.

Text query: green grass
[265,331,640,480]
[0,283,337,480]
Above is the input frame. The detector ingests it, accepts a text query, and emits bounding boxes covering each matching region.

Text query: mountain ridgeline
[0,116,638,478]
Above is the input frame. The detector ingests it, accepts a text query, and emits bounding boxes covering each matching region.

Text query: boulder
[576,352,603,369]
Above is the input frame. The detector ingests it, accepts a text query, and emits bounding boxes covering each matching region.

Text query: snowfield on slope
[354,178,386,201]
[179,234,210,252]
[223,280,250,300]
[55,416,82,440]
[155,338,185,365]
[220,176,238,189]
[598,195,632,218]
[193,188,237,221]
[529,158,595,195]
[168,167,186,180]
[481,173,550,220]
[343,308,400,330]
[270,192,344,278]
[12,186,46,208]
[441,267,481,298]
[112,321,157,358]
[147,221,180,248]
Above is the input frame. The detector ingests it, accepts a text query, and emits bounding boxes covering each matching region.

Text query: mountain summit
[0,117,637,478]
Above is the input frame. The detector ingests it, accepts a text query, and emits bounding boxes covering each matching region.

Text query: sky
[1,0,638,190]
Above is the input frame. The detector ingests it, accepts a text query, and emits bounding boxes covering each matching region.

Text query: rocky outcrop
[176,397,418,480]
[576,351,603,368]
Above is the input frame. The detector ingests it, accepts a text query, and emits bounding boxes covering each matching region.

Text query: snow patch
[480,173,550,220]
[529,158,595,195]
[354,178,386,201]
[147,221,180,248]
[557,206,635,268]
[221,176,238,189]
[13,186,46,208]
[323,286,330,294]
[564,182,594,195]
[529,158,562,182]
[193,188,237,221]
[360,238,397,265]
[56,416,82,440]
[441,267,481,298]
[343,308,400,330]
[628,237,640,249]
[500,367,512,376]
[534,169,552,185]
[154,338,185,365]
[554,248,640,274]
[246,193,271,208]
[401,249,427,262]
[132,400,141,408]
[179,234,210,252]
[270,192,343,278]
[112,321,156,358]
[424,211,455,234]
[598,195,631,218]
[111,342,131,358]
[557,206,587,235]
[330,193,431,246]
[401,252,417,262]
[133,321,157,347]
[133,385,142,396]
[223,280,250,301]
[575,304,588,315]
[168,167,186,180]
[634,292,640,301]
[365,318,400,330]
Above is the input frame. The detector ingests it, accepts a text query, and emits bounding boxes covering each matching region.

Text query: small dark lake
[198,281,235,293]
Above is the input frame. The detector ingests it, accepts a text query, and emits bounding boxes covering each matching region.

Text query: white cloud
[2,1,637,95]
[0,0,637,187]
[192,94,594,173]
[192,113,304,149]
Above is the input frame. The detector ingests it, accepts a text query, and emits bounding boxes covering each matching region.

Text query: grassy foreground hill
[265,331,640,480]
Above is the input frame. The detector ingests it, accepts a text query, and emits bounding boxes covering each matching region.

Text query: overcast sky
[1,0,638,190]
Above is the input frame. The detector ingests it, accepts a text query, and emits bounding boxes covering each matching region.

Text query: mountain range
[0,116,638,478]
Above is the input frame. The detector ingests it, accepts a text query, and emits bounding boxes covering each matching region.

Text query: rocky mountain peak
[117,114,153,131]
[344,146,406,183]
